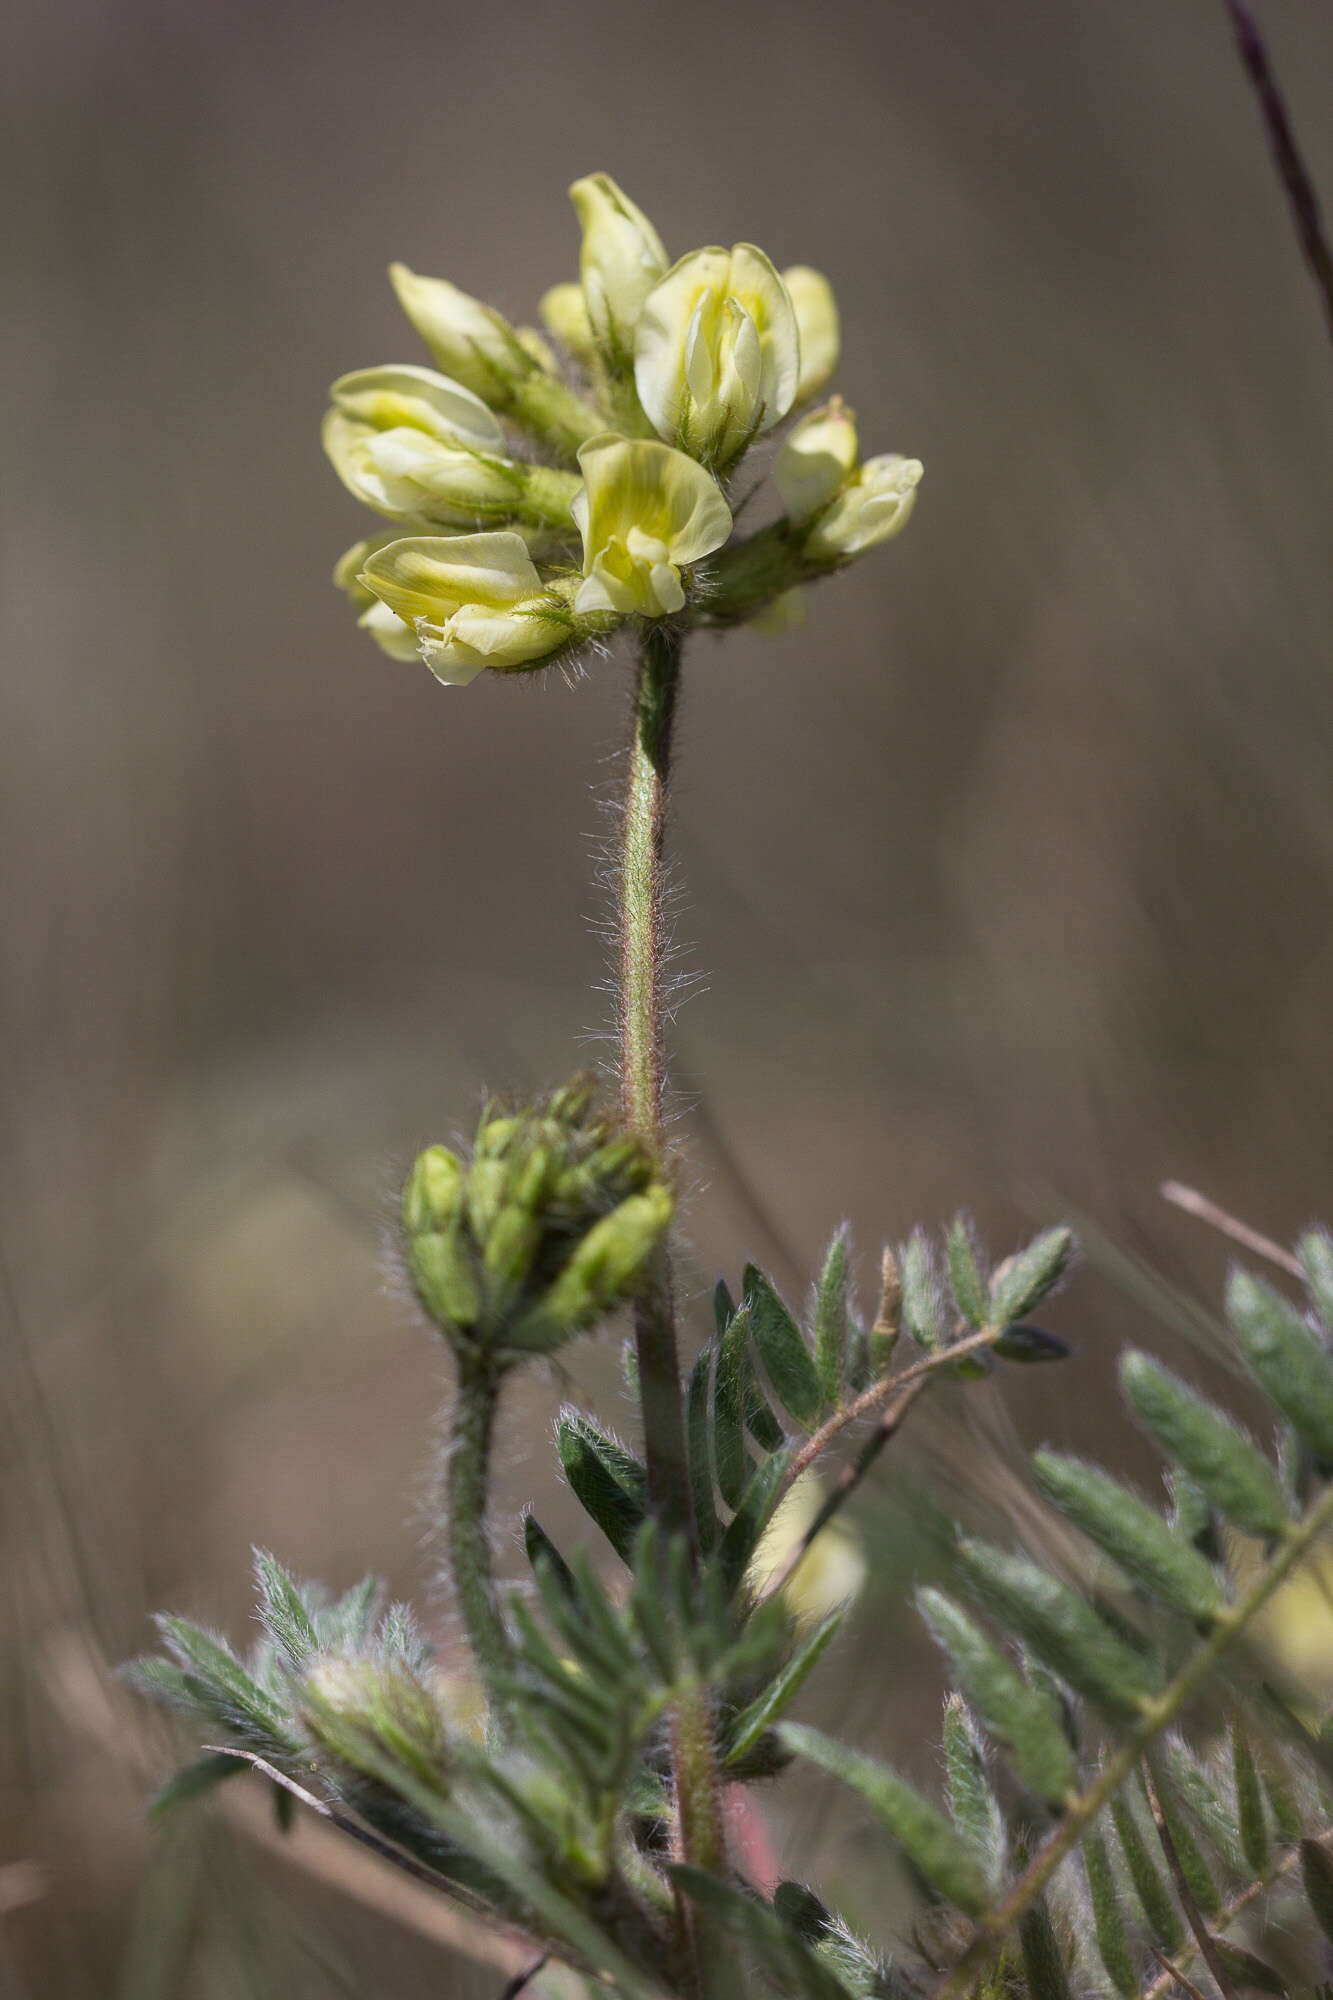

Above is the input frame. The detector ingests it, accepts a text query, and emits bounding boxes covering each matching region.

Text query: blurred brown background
[4,0,1333,1992]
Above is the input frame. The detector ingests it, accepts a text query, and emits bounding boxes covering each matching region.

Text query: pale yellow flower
[634,245,800,464]
[360,532,570,685]
[569,173,668,357]
[572,435,732,618]
[804,453,923,560]
[775,398,859,522]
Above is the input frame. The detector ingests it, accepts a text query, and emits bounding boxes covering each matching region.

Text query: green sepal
[815,1229,850,1406]
[956,1541,1160,1720]
[1120,1351,1290,1538]
[778,1722,992,1917]
[725,1610,845,1765]
[745,1265,826,1429]
[1082,1820,1137,1999]
[555,1410,647,1563]
[1030,1452,1222,1622]
[1228,1266,1333,1469]
[916,1588,1076,1805]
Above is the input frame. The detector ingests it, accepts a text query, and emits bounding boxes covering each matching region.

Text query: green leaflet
[1302,1837,1333,1946]
[1120,1351,1291,1538]
[686,1344,722,1555]
[718,1448,790,1597]
[1300,1229,1333,1337]
[989,1228,1073,1326]
[1110,1789,1184,1953]
[152,1616,291,1741]
[726,1610,845,1764]
[523,1513,576,1598]
[778,1723,992,1918]
[916,1588,1076,1806]
[899,1228,945,1350]
[956,1541,1160,1720]
[1224,1728,1264,1880]
[555,1409,647,1563]
[147,1751,245,1817]
[714,1305,760,1508]
[1017,1895,1072,2000]
[815,1230,850,1406]
[942,1697,1004,1886]
[947,1215,989,1331]
[669,1867,853,2000]
[1210,1940,1287,1995]
[1229,1267,1333,1467]
[993,1324,1071,1365]
[1030,1452,1222,1622]
[1148,1764,1220,1917]
[253,1550,321,1669]
[745,1265,826,1429]
[1082,1820,1137,1999]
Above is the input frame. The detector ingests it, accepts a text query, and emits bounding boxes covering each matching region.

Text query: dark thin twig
[498,1954,549,2000]
[1142,1761,1240,2000]
[1160,1180,1303,1279]
[1148,1945,1211,2000]
[201,1747,466,1899]
[1224,0,1333,349]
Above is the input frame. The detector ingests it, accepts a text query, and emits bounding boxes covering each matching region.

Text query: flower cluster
[401,1076,672,1364]
[328,174,923,686]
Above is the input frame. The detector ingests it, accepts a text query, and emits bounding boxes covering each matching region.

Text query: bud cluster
[328,174,923,684]
[401,1077,672,1364]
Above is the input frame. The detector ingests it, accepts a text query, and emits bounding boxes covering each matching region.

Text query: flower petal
[361,532,546,624]
[330,364,503,450]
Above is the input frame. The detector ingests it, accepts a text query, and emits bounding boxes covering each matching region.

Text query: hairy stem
[620,623,692,1545]
[447,1361,512,1690]
[932,1475,1333,1998]
[619,624,736,1992]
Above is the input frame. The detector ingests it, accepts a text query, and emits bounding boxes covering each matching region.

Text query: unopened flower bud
[304,1656,449,1787]
[389,263,533,403]
[570,174,668,359]
[775,398,859,522]
[510,1185,673,1352]
[406,1225,482,1335]
[783,266,840,404]
[540,281,597,364]
[803,453,923,562]
[403,1146,466,1235]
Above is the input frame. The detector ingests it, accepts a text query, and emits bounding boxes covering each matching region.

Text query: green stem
[932,1476,1333,1999]
[620,625,737,1995]
[620,623,692,1546]
[447,1359,512,1692]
